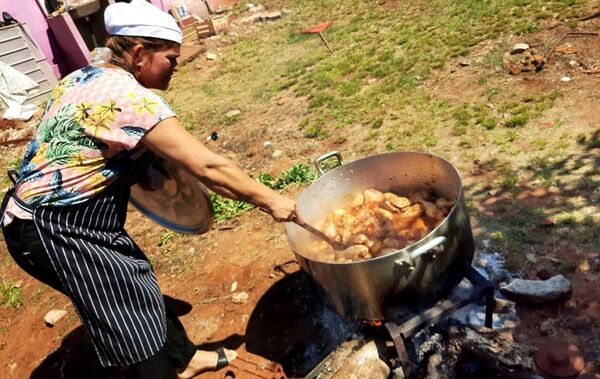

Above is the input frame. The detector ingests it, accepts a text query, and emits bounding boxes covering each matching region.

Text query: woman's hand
[264,195,298,222]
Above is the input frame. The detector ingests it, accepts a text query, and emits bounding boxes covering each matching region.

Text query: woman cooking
[0,0,297,378]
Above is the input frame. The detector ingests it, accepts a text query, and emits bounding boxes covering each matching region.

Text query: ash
[449,251,517,330]
[301,305,360,374]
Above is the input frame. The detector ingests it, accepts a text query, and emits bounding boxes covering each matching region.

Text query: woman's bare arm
[141,117,297,222]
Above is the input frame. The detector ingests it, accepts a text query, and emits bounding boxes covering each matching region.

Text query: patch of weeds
[529,157,555,184]
[396,74,417,91]
[372,117,384,129]
[577,175,599,191]
[452,123,468,136]
[587,131,600,149]
[480,118,497,130]
[211,164,316,222]
[531,137,547,150]
[287,32,311,44]
[211,194,254,223]
[361,142,377,153]
[273,164,316,189]
[339,79,362,97]
[505,130,518,142]
[158,231,175,249]
[424,134,439,147]
[497,170,519,193]
[504,113,529,128]
[179,112,203,132]
[364,130,379,141]
[31,285,49,302]
[484,86,501,100]
[221,113,240,127]
[308,93,335,109]
[513,22,539,35]
[147,255,157,269]
[257,173,277,188]
[458,136,474,148]
[553,118,565,129]
[453,105,471,125]
[304,123,328,139]
[333,135,347,144]
[297,117,309,130]
[0,281,23,308]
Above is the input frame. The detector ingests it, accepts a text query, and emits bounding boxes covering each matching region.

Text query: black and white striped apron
[5,150,167,367]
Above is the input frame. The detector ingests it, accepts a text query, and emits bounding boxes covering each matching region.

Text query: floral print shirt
[12,66,175,208]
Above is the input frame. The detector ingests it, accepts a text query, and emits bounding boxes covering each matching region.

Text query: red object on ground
[302,21,333,34]
[534,340,585,378]
[226,350,287,378]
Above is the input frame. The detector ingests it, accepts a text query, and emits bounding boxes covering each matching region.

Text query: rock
[560,76,572,82]
[226,109,241,117]
[44,309,68,327]
[539,319,557,336]
[206,53,218,60]
[257,11,282,22]
[500,275,572,305]
[507,62,521,75]
[240,11,282,23]
[494,298,516,314]
[263,141,273,148]
[511,43,530,54]
[533,54,544,65]
[330,341,389,379]
[271,150,283,158]
[230,281,238,292]
[566,316,594,336]
[231,292,249,304]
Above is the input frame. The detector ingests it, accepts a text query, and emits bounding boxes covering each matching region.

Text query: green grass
[0,281,24,308]
[210,164,317,222]
[121,0,600,275]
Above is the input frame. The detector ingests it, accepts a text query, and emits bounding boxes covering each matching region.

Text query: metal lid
[129,157,214,234]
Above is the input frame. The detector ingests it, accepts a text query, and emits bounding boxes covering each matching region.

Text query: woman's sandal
[215,347,230,370]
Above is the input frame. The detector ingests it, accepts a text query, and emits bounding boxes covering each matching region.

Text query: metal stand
[384,267,496,378]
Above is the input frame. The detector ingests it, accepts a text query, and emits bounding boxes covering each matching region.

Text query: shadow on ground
[29,295,199,379]
[245,269,355,377]
[466,131,600,270]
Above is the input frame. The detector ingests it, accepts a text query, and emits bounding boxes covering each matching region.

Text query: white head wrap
[104,0,182,44]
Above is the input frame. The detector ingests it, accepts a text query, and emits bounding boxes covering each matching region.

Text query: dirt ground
[1,11,600,379]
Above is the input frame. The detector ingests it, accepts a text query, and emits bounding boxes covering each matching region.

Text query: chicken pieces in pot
[306,189,454,263]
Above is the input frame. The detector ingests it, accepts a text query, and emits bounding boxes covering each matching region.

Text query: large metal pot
[285,151,474,320]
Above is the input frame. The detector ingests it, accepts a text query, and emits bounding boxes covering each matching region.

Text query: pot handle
[394,236,447,276]
[313,151,344,176]
[409,236,447,260]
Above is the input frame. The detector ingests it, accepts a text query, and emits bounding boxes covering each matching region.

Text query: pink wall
[1,0,67,77]
[149,0,173,11]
